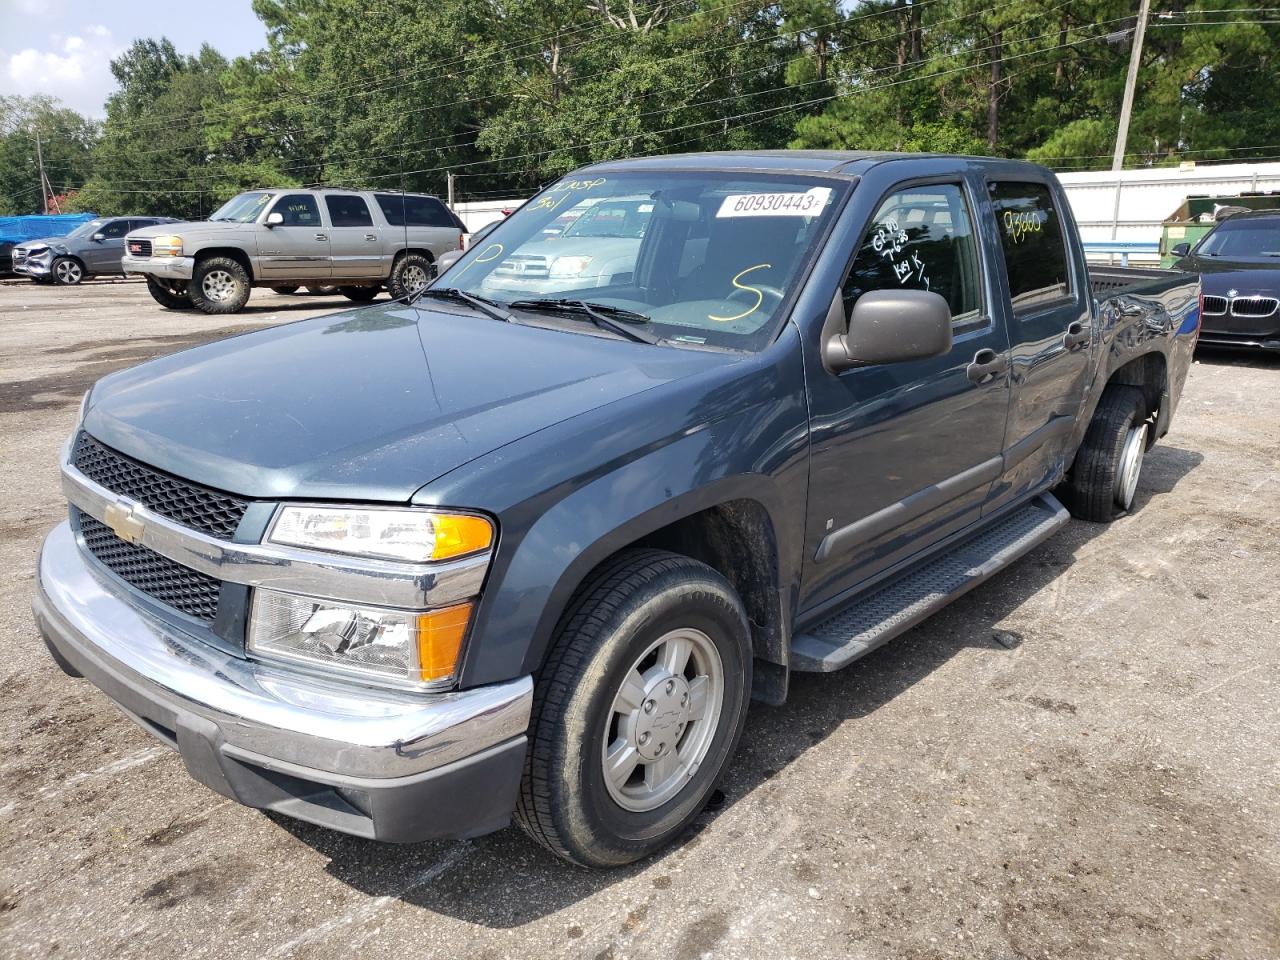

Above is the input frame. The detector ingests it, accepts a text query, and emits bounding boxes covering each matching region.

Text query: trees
[4,0,1277,215]
[0,96,98,215]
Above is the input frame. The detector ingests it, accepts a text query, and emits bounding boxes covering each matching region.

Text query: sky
[0,0,268,117]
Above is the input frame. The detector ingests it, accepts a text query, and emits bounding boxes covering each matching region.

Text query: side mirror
[92,233,105,242]
[265,212,284,227]
[823,289,953,373]
[1171,242,1190,257]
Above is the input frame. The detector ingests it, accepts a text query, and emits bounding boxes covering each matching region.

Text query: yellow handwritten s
[708,263,772,323]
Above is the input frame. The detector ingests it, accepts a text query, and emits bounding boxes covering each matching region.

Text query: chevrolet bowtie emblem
[104,501,145,544]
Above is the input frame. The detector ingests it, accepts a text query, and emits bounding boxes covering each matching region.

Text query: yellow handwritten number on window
[453,242,504,279]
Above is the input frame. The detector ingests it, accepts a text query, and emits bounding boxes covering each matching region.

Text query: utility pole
[1112,0,1151,171]
[447,172,455,208]
[34,128,51,214]
[1109,0,1150,244]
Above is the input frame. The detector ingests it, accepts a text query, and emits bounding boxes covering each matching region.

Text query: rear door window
[842,182,984,330]
[325,195,374,227]
[271,194,322,227]
[988,181,1072,313]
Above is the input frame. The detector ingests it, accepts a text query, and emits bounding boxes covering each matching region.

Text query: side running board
[790,493,1070,673]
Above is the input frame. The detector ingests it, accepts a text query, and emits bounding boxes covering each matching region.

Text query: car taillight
[457,232,465,251]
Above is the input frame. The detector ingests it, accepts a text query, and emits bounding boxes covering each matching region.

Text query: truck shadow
[271,441,1202,927]
[1193,346,1280,370]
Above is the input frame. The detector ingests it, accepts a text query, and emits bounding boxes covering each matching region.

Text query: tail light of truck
[1196,292,1205,330]
[458,232,466,250]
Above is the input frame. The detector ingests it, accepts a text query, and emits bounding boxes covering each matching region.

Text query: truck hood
[82,301,731,502]
[126,220,253,242]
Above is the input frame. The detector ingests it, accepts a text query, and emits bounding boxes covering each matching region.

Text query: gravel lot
[1,280,1277,960]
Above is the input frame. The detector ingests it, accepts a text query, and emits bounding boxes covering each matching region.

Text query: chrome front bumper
[121,254,194,279]
[33,521,532,841]
[13,257,50,277]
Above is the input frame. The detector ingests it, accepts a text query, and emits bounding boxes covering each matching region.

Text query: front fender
[423,331,811,689]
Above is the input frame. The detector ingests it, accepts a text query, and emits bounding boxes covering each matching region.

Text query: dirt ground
[0,280,1277,960]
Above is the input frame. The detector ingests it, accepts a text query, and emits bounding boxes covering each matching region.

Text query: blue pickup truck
[33,152,1199,867]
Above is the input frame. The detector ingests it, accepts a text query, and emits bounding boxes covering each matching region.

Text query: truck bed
[1088,265,1182,296]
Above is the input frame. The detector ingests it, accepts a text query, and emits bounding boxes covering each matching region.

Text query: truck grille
[78,512,220,622]
[127,239,152,257]
[73,433,249,540]
[1230,296,1278,318]
[494,255,548,279]
[1201,295,1228,316]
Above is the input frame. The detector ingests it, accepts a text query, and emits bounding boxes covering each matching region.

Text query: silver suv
[123,188,466,314]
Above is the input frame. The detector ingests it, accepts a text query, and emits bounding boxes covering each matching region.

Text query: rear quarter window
[989,181,1072,313]
[375,194,461,229]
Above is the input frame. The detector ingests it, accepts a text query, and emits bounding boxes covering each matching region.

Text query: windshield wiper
[508,299,662,345]
[416,287,516,323]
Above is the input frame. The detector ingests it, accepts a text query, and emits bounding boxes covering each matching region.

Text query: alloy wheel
[601,627,725,813]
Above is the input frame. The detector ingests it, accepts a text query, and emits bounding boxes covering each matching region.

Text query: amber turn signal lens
[429,514,494,560]
[416,602,473,681]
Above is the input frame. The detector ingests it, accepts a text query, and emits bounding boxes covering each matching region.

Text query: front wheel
[52,257,84,285]
[188,256,251,314]
[144,276,193,310]
[1059,385,1149,522]
[387,253,434,300]
[516,549,751,867]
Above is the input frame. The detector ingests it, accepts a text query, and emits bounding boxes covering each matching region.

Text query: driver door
[86,218,130,272]
[259,194,332,280]
[800,178,1011,613]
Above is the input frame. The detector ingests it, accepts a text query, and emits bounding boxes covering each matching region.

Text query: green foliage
[3,0,1278,217]
[0,95,98,215]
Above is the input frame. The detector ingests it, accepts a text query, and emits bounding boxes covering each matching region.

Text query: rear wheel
[338,285,379,302]
[144,276,192,310]
[1059,385,1149,522]
[270,285,300,295]
[52,257,84,285]
[387,253,434,300]
[516,549,751,867]
[188,256,251,314]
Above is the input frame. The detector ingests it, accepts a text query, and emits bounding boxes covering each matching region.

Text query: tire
[188,256,251,314]
[52,257,84,285]
[270,285,300,295]
[1059,385,1149,522]
[144,276,193,310]
[387,253,435,300]
[338,285,379,302]
[516,549,752,867]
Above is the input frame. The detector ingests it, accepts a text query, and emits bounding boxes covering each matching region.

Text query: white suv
[123,188,466,314]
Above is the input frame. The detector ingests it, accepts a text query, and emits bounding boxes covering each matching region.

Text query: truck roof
[583,149,1055,180]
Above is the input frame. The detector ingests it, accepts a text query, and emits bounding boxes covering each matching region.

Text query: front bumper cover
[33,521,532,842]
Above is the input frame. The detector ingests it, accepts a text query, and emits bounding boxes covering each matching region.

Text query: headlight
[549,255,593,278]
[248,588,472,687]
[150,235,183,257]
[268,506,493,563]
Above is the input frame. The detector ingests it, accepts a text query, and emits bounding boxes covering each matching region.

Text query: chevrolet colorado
[34,152,1200,867]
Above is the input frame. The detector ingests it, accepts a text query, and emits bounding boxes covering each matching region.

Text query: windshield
[65,219,105,239]
[1195,217,1280,258]
[209,192,273,223]
[437,171,847,350]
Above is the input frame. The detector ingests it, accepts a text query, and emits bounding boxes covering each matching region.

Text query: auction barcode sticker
[716,186,832,218]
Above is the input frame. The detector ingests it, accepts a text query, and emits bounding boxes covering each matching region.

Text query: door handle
[315,233,328,242]
[1063,322,1091,349]
[364,234,378,241]
[966,348,1008,384]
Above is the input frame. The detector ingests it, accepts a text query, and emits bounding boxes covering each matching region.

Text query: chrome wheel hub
[402,264,428,294]
[56,260,81,283]
[602,627,724,813]
[202,269,237,302]
[1117,422,1147,509]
